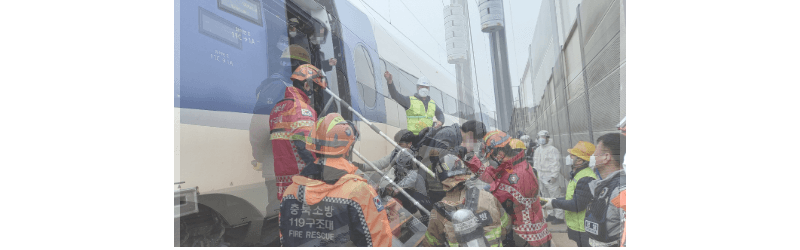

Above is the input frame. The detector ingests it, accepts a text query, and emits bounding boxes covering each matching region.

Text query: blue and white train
[174,0,496,246]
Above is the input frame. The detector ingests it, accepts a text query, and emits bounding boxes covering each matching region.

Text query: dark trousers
[428,190,447,205]
[394,189,433,225]
[567,228,591,247]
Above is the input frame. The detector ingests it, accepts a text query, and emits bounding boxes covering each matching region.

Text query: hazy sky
[351,0,542,113]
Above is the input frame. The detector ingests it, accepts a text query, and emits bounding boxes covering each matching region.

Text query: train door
[330,0,386,123]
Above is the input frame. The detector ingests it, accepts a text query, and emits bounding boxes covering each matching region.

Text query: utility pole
[479,0,514,132]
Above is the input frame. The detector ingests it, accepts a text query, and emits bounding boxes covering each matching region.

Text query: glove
[455,146,468,160]
[253,161,263,171]
[429,156,440,167]
[539,197,554,209]
[543,199,553,210]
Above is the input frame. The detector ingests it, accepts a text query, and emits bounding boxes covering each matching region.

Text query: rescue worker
[541,141,598,247]
[415,120,485,206]
[422,154,511,247]
[533,130,566,224]
[268,64,327,201]
[463,131,552,247]
[279,113,393,247]
[583,133,625,247]
[384,71,445,135]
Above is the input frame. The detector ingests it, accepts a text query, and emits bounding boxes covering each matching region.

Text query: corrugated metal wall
[524,0,624,151]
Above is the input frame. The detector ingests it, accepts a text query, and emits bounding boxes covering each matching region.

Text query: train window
[443,94,458,116]
[354,45,377,108]
[429,87,444,114]
[199,7,242,49]
[386,61,418,97]
[217,0,263,26]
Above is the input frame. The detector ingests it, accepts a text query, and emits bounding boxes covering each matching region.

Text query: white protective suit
[533,140,566,220]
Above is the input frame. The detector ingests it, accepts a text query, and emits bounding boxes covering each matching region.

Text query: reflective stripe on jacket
[406,96,436,135]
[270,86,317,201]
[279,158,392,247]
[465,151,552,246]
[584,170,624,245]
[422,183,510,247]
[565,167,597,232]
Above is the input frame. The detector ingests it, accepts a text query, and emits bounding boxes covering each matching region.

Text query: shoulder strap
[464,186,481,213]
[433,202,453,221]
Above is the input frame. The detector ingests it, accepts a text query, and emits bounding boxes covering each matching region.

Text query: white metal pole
[352,149,430,216]
[324,88,437,178]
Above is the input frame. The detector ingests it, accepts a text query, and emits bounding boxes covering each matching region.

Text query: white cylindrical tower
[478,0,504,33]
[444,4,468,64]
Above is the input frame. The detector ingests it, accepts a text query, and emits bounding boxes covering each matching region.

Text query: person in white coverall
[533,130,566,224]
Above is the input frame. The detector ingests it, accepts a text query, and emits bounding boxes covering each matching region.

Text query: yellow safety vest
[565,167,598,232]
[406,96,436,135]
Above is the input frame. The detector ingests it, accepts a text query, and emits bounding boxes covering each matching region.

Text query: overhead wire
[396,0,449,59]
[357,0,456,78]
[337,0,499,125]
[357,0,480,116]
[339,0,479,120]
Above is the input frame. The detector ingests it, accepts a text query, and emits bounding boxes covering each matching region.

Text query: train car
[174,0,494,246]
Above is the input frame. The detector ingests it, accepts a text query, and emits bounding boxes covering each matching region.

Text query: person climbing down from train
[462,131,551,247]
[413,120,484,207]
[540,141,598,247]
[352,129,416,173]
[582,133,625,247]
[533,130,567,224]
[268,64,328,202]
[422,154,511,247]
[382,149,432,225]
[384,71,444,135]
[287,17,337,71]
[279,113,392,247]
[456,120,492,191]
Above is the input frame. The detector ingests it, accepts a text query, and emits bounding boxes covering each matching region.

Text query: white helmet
[416,76,431,87]
[537,130,549,137]
[519,135,531,143]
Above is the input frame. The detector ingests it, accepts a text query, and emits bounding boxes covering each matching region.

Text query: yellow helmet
[281,44,310,63]
[509,139,527,150]
[567,141,596,162]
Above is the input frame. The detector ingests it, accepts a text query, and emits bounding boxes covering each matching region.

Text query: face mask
[565,155,573,166]
[418,88,429,98]
[589,155,597,169]
[538,138,546,145]
[289,31,297,37]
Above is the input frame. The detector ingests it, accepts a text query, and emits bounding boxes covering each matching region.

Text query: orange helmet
[308,113,359,156]
[482,130,511,159]
[291,64,328,89]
